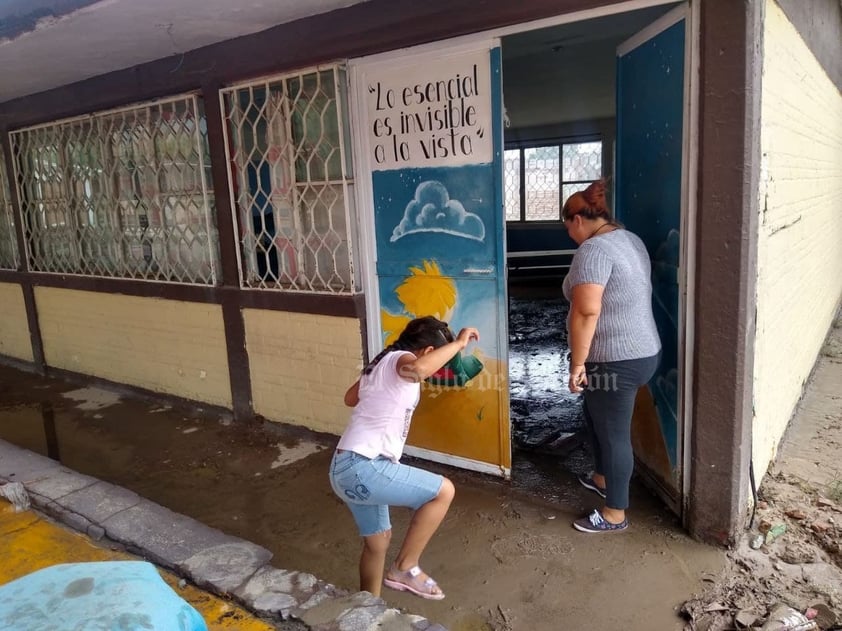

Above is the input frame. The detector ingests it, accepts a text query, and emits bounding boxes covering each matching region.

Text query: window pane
[223,66,354,293]
[504,149,520,221]
[0,158,19,269]
[11,95,219,284]
[562,182,592,206]
[562,141,602,182]
[524,146,559,221]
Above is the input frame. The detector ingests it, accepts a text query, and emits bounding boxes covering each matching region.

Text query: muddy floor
[0,362,725,630]
[508,279,586,455]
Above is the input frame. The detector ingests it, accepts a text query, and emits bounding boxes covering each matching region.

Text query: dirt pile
[681,472,842,630]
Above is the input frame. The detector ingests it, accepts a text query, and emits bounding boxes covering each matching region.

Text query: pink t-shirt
[337,351,420,462]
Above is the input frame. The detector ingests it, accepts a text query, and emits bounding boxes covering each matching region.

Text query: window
[0,158,18,270]
[505,140,602,222]
[221,65,355,294]
[11,95,220,284]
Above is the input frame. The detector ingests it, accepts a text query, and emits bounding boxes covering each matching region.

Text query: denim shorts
[328,450,444,537]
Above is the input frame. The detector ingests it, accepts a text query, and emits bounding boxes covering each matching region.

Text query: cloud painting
[390,180,485,242]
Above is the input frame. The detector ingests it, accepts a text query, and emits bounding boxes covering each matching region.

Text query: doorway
[500,2,689,510]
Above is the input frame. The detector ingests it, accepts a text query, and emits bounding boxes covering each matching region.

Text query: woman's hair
[362,316,453,375]
[562,178,615,223]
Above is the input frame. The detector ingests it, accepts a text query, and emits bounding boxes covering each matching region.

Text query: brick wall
[752,0,842,479]
[243,309,362,435]
[35,287,232,407]
[0,282,33,362]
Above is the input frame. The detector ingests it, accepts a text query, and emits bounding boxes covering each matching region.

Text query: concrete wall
[243,309,362,435]
[0,282,33,362]
[752,0,842,478]
[35,287,232,408]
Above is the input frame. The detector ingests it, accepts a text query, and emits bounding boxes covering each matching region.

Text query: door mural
[352,45,510,475]
[616,9,687,505]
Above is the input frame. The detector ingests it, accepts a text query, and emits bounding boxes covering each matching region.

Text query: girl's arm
[396,327,480,382]
[568,283,604,393]
[344,379,361,407]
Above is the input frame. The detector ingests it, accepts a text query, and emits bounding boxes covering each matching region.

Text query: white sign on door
[362,50,493,170]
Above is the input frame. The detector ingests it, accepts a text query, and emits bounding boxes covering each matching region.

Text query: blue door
[615,7,687,508]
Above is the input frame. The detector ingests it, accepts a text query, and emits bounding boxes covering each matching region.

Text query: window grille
[0,158,19,269]
[504,149,521,222]
[10,95,220,284]
[504,140,602,222]
[221,65,355,293]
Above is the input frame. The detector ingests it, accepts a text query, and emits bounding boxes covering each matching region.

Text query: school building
[0,0,840,544]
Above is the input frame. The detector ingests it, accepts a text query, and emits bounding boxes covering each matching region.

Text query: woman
[562,179,661,533]
[329,316,479,599]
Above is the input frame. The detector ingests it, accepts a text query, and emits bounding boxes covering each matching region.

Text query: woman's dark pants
[583,354,660,510]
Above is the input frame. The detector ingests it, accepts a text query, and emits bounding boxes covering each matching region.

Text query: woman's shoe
[577,473,607,499]
[573,509,628,533]
[383,565,445,600]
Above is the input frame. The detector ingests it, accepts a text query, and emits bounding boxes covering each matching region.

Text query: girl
[329,316,479,601]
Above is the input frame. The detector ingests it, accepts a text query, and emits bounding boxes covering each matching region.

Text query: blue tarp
[0,561,208,631]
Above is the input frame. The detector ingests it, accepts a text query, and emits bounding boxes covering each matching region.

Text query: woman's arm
[344,379,360,407]
[568,283,604,392]
[396,327,480,382]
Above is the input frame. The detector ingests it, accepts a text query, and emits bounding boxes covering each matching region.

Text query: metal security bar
[221,65,355,293]
[0,158,19,269]
[504,149,521,222]
[10,95,220,284]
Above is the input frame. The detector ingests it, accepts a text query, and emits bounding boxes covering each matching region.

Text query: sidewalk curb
[0,439,446,631]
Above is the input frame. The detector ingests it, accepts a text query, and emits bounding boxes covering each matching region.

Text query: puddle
[61,387,122,411]
[270,441,326,469]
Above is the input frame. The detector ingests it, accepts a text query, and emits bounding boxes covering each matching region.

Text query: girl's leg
[360,529,392,595]
[393,477,455,574]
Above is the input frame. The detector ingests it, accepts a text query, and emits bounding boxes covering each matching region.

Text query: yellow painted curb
[0,499,277,631]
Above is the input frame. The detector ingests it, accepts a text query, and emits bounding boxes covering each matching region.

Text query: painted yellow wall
[753,0,842,479]
[244,309,362,435]
[35,287,232,408]
[0,282,33,362]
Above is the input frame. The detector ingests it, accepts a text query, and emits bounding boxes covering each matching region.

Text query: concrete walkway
[0,441,443,631]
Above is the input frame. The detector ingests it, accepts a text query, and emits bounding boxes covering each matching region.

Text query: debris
[809,521,831,533]
[816,497,835,508]
[735,609,759,628]
[759,604,818,631]
[759,519,773,533]
[750,534,766,549]
[704,602,729,613]
[785,509,807,520]
[0,482,30,512]
[765,523,787,544]
[807,602,836,629]
[758,500,769,509]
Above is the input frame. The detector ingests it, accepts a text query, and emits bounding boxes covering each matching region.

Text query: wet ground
[507,280,585,463]
[0,282,727,630]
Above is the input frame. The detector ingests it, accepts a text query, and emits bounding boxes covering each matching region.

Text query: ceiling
[0,0,370,104]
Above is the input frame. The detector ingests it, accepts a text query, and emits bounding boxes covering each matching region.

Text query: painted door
[615,6,689,508]
[350,42,511,477]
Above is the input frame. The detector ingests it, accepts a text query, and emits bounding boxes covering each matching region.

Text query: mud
[508,280,584,450]
[680,322,842,631]
[0,360,724,630]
